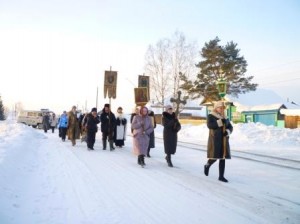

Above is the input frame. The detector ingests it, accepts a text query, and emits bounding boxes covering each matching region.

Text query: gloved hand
[223,131,228,136]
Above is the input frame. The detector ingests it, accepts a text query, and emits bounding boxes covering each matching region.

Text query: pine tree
[0,96,5,120]
[180,37,258,101]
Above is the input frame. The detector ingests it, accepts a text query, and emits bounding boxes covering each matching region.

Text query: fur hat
[104,104,110,108]
[214,101,225,109]
[91,107,97,113]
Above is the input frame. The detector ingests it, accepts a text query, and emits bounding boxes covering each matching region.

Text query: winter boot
[147,148,151,157]
[204,164,210,176]
[166,154,173,167]
[204,159,216,176]
[109,140,115,151]
[137,155,142,165]
[102,140,107,150]
[218,160,228,182]
[141,155,146,166]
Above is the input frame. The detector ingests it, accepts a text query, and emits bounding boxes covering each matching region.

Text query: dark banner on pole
[104,70,117,99]
[138,75,150,101]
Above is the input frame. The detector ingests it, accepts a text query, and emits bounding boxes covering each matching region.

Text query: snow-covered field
[0,115,299,224]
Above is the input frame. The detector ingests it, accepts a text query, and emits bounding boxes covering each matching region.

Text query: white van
[17,110,49,129]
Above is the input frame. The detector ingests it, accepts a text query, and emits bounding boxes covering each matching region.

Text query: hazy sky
[0,0,299,113]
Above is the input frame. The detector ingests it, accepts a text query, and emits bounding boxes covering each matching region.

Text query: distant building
[148,97,206,118]
[226,89,299,128]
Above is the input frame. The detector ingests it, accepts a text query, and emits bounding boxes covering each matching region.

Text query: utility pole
[96,86,98,109]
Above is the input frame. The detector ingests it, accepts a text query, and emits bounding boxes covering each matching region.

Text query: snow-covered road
[0,121,299,224]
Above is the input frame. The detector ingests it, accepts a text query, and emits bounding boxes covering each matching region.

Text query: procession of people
[46,100,232,183]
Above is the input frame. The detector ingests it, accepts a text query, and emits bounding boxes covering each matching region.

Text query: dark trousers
[102,132,113,141]
[60,127,67,140]
[87,130,96,148]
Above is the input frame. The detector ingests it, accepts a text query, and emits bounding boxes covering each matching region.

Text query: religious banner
[134,87,149,106]
[138,75,150,99]
[104,70,118,99]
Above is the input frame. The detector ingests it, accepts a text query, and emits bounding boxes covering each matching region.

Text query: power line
[250,60,300,73]
[258,77,300,86]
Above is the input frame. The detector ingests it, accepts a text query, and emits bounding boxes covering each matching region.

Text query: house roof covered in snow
[280,109,300,116]
[240,103,286,112]
[226,89,300,112]
[149,96,206,116]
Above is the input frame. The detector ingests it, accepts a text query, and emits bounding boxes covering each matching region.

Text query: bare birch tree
[144,31,198,108]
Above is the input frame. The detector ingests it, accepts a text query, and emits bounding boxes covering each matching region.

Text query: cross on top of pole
[170,91,187,117]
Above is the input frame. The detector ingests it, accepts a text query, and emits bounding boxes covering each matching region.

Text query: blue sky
[0,0,299,112]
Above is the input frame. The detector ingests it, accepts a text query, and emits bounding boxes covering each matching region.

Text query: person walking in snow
[204,101,233,182]
[100,104,116,151]
[162,105,181,167]
[146,109,156,157]
[67,105,80,146]
[131,106,154,167]
[130,106,140,134]
[58,111,68,141]
[49,113,57,133]
[83,107,100,150]
[42,112,50,133]
[114,107,127,148]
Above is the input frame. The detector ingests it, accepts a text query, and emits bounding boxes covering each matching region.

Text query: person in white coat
[114,107,127,148]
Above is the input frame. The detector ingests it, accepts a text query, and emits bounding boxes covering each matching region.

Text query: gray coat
[207,112,233,159]
[131,115,154,156]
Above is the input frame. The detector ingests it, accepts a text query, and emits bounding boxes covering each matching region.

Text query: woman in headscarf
[204,101,233,182]
[131,106,154,167]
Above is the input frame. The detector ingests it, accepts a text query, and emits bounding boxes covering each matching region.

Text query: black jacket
[85,113,100,132]
[100,110,116,134]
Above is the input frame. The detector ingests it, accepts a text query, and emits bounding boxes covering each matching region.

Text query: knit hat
[91,107,97,113]
[165,105,173,111]
[214,101,225,109]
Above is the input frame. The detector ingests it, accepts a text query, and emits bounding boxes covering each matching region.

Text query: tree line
[144,32,258,106]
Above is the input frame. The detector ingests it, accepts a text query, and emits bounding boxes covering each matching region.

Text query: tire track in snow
[56,136,267,224]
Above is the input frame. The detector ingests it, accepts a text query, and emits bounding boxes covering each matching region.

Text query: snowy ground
[0,115,299,224]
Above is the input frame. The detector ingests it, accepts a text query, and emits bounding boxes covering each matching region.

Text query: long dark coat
[162,112,181,155]
[207,111,233,159]
[42,114,50,131]
[148,111,156,148]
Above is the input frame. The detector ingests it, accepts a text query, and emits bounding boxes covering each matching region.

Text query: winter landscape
[0,1,300,223]
[0,113,299,224]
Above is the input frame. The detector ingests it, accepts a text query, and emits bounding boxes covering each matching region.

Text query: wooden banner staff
[222,101,227,159]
